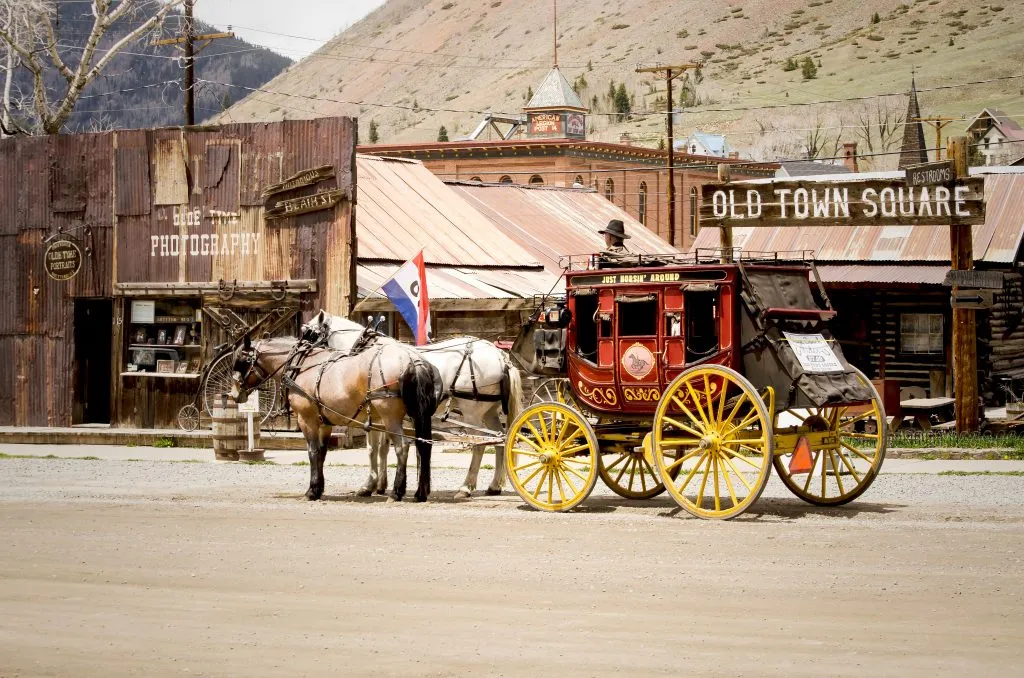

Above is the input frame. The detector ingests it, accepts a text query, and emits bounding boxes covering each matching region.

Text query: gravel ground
[1,457,1023,677]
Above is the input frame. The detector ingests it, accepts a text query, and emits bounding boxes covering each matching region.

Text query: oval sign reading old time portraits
[44,237,83,281]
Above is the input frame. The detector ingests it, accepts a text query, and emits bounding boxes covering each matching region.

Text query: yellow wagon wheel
[598,434,679,500]
[529,377,572,406]
[773,367,887,506]
[505,402,599,512]
[652,365,774,520]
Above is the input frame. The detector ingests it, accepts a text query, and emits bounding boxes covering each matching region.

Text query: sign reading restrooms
[700,177,985,228]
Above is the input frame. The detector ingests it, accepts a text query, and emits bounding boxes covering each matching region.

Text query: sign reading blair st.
[699,177,985,228]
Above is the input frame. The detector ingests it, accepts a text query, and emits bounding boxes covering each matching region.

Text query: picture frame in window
[175,361,189,374]
[186,357,201,373]
[156,328,168,345]
[173,325,187,346]
[156,359,175,374]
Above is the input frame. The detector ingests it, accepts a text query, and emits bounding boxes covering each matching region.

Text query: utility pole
[914,116,962,160]
[153,0,234,125]
[636,63,700,247]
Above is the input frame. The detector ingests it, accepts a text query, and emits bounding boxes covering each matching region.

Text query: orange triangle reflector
[789,436,814,475]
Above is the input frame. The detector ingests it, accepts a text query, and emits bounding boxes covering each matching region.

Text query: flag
[381,250,431,345]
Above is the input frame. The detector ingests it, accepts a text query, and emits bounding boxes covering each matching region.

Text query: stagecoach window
[618,299,657,337]
[529,174,544,185]
[685,290,719,362]
[605,178,614,202]
[499,175,514,184]
[574,294,599,361]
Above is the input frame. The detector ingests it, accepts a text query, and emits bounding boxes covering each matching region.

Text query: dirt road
[1,458,1022,676]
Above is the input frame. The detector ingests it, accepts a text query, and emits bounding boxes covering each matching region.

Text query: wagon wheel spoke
[506,403,598,512]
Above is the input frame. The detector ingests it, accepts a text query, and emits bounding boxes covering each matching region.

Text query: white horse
[302,311,523,498]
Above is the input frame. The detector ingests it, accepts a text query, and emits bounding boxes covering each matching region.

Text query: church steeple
[898,77,929,168]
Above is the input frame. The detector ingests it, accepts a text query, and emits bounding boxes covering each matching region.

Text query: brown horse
[230,335,441,501]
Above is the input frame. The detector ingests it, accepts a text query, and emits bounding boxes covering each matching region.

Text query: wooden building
[0,117,357,428]
[692,168,1024,403]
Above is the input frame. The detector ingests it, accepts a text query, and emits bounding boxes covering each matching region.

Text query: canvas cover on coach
[738,267,875,409]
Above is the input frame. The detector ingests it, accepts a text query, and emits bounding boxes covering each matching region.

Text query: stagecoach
[508,250,887,519]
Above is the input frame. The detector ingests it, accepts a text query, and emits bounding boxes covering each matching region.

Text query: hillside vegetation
[218,0,1023,169]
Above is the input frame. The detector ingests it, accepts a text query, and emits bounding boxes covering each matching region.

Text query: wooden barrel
[211,394,243,461]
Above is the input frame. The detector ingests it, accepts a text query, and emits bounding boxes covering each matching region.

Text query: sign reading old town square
[700,177,985,228]
[44,236,83,281]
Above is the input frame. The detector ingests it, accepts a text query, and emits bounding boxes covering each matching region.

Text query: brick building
[361,66,775,250]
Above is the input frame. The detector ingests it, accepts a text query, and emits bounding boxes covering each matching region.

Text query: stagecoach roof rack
[557,249,818,271]
[693,248,818,264]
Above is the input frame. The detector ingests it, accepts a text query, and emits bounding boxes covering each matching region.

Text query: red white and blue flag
[382,250,432,345]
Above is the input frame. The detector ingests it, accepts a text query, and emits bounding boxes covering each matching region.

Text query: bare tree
[803,109,843,160]
[850,97,906,167]
[0,0,183,134]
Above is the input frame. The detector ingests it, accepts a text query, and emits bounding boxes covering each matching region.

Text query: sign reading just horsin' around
[699,177,985,228]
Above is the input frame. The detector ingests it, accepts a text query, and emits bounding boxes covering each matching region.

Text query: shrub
[437,126,449,142]
[801,56,818,79]
[782,56,798,71]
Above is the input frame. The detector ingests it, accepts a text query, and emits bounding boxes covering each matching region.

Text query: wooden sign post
[947,136,978,432]
[717,163,733,262]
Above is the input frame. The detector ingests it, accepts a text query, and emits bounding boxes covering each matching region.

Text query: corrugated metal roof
[447,182,678,273]
[524,66,586,111]
[816,264,950,285]
[692,170,1024,264]
[355,154,540,267]
[358,263,558,300]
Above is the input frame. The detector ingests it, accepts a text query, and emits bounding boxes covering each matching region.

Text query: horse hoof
[355,488,372,497]
[413,493,428,503]
[485,488,502,496]
[305,490,322,501]
[454,490,471,500]
[387,495,402,503]
[375,488,387,496]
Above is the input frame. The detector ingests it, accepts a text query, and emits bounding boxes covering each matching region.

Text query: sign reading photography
[700,177,985,228]
[44,236,83,281]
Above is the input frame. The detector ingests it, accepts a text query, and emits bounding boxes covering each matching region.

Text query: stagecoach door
[616,292,661,400]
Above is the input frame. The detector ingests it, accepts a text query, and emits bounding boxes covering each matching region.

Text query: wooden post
[948,136,979,432]
[717,163,733,262]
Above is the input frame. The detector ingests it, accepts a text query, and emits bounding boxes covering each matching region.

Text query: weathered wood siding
[0,118,357,427]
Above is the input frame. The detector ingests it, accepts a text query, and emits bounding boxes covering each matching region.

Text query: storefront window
[900,313,943,355]
[125,298,203,375]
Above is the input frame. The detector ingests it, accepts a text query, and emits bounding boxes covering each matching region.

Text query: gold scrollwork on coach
[623,387,661,402]
[576,380,617,407]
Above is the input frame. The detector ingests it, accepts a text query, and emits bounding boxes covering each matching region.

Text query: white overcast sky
[192,0,386,59]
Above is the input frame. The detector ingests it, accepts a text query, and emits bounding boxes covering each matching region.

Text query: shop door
[74,299,113,424]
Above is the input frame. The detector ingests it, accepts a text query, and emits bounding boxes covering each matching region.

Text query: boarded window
[152,137,189,206]
[114,146,151,216]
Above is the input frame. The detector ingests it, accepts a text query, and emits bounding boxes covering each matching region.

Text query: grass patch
[938,470,1024,477]
[154,437,176,448]
[292,461,310,466]
[0,453,101,461]
[610,23,629,30]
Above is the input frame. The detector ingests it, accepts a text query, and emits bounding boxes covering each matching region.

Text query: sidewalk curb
[887,448,1019,460]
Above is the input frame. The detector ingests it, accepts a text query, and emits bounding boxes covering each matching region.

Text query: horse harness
[438,341,508,420]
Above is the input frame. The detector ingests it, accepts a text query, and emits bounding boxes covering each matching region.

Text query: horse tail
[401,358,440,500]
[503,359,524,427]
